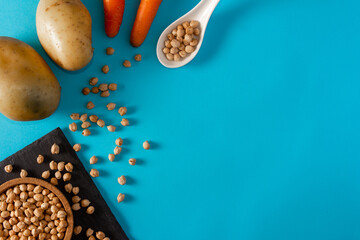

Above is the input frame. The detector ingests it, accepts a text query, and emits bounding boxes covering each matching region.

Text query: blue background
[1,0,360,239]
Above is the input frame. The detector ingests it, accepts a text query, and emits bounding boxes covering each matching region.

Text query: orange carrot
[130,0,163,47]
[103,0,125,38]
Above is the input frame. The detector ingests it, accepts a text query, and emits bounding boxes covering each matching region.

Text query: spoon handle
[198,0,220,20]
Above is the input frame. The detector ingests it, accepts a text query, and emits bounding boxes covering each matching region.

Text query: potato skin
[36,0,93,71]
[0,37,61,121]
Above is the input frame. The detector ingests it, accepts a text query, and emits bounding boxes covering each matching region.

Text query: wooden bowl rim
[0,177,73,240]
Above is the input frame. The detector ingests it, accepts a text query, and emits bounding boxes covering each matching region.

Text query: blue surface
[1,0,360,239]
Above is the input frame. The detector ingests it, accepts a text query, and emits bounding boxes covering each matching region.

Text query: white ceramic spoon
[156,0,220,68]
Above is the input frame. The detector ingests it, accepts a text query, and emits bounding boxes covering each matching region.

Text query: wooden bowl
[0,177,73,240]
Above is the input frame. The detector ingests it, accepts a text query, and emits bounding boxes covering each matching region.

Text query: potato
[0,37,61,121]
[36,0,93,71]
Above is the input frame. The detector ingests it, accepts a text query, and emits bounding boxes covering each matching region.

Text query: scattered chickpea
[63,173,71,182]
[89,77,98,86]
[89,115,98,123]
[86,206,95,214]
[82,87,90,95]
[97,119,105,128]
[72,203,81,211]
[114,146,122,155]
[58,161,65,171]
[123,60,131,68]
[82,129,91,136]
[73,144,81,152]
[65,163,73,172]
[51,144,60,155]
[121,118,129,126]
[100,90,110,97]
[91,87,100,94]
[89,169,99,178]
[89,235,96,240]
[118,175,126,185]
[70,113,80,120]
[81,199,91,208]
[118,107,127,116]
[107,125,116,132]
[49,161,58,170]
[87,101,95,110]
[108,83,117,91]
[54,171,62,180]
[90,156,98,165]
[4,164,13,173]
[74,226,82,235]
[72,186,80,195]
[42,171,50,179]
[96,231,106,239]
[86,228,94,237]
[64,183,73,193]
[80,113,88,122]
[115,137,123,146]
[117,193,125,203]
[143,140,150,150]
[98,83,108,91]
[107,103,116,111]
[50,178,58,185]
[72,196,81,203]
[106,47,115,55]
[81,121,91,129]
[102,65,109,74]
[69,122,77,132]
[134,54,142,62]
[108,154,115,162]
[129,158,136,166]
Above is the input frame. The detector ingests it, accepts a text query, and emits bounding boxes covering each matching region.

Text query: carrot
[103,0,125,38]
[130,0,163,47]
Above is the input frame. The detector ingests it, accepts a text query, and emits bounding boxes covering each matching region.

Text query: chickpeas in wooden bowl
[0,178,73,240]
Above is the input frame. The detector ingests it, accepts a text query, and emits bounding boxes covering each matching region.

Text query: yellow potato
[36,0,93,71]
[0,37,61,121]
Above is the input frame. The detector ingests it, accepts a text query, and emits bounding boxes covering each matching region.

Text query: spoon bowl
[157,0,220,68]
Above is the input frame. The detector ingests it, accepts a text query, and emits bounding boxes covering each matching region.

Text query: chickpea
[65,163,73,172]
[50,178,58,186]
[96,231,106,239]
[90,156,98,165]
[194,28,200,36]
[82,129,91,136]
[114,146,122,155]
[129,158,136,166]
[166,53,174,61]
[118,107,127,116]
[81,121,91,129]
[102,65,109,74]
[64,184,72,193]
[86,206,95,214]
[121,118,129,126]
[134,54,142,62]
[89,115,98,123]
[170,47,179,54]
[73,144,81,152]
[42,171,50,179]
[86,228,94,237]
[91,87,100,94]
[51,144,60,155]
[190,20,199,28]
[100,90,110,97]
[179,44,185,51]
[182,21,190,29]
[70,113,80,120]
[107,125,116,132]
[106,47,115,55]
[57,162,65,171]
[63,173,71,182]
[109,83,117,91]
[80,113,88,122]
[165,40,172,48]
[163,47,170,54]
[86,101,95,110]
[74,226,82,235]
[69,122,77,132]
[184,34,192,43]
[171,28,177,36]
[89,77,98,86]
[20,170,27,178]
[167,33,174,40]
[177,24,184,30]
[171,39,180,48]
[80,199,90,208]
[118,176,126,185]
[123,60,131,68]
[72,196,81,203]
[117,193,125,203]
[82,87,90,95]
[72,187,80,195]
[108,154,115,162]
[190,39,198,46]
[89,169,99,178]
[97,119,105,128]
[4,165,13,173]
[71,203,80,211]
[98,83,108,92]
[107,103,116,111]
[115,137,123,146]
[143,141,150,150]
[174,54,181,62]
[177,29,185,37]
[179,50,187,58]
[186,27,194,35]
[185,45,195,53]
[54,171,62,180]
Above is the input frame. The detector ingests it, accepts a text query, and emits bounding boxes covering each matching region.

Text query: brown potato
[0,37,61,121]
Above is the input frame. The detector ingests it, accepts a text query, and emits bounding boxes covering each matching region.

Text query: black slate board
[0,128,128,240]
